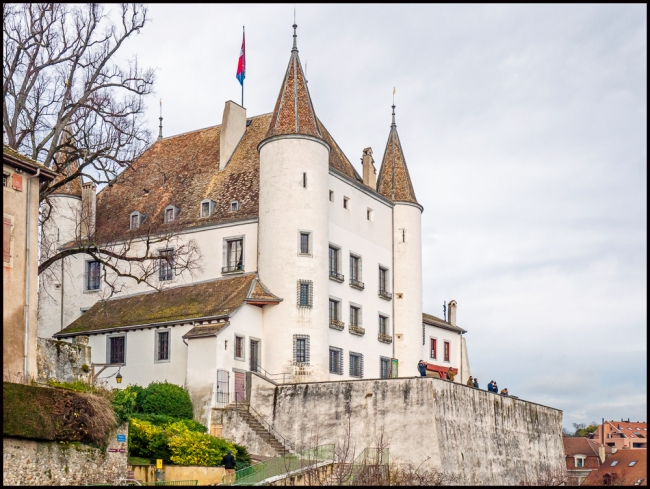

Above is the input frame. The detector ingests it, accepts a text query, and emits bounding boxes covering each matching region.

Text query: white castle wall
[393,203,423,376]
[258,136,331,381]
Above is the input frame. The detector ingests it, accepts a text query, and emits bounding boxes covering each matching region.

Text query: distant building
[590,420,648,450]
[3,145,57,381]
[563,437,615,485]
[581,448,647,486]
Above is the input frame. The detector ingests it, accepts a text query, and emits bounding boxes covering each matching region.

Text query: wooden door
[250,340,259,372]
[234,372,245,402]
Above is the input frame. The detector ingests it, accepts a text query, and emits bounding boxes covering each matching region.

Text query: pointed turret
[265,22,322,140]
[376,105,419,206]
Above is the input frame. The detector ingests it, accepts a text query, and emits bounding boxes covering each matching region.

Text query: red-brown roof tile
[376,123,419,206]
[582,449,647,486]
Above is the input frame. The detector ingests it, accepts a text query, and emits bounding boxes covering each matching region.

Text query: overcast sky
[117,4,646,430]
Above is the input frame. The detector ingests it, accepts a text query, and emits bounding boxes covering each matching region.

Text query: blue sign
[117,434,127,442]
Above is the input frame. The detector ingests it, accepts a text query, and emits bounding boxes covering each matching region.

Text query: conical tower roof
[265,23,322,140]
[51,127,83,197]
[376,106,419,206]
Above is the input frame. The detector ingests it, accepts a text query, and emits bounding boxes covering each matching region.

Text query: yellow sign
[156,459,163,469]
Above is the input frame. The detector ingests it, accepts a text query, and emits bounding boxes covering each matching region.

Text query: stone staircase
[226,402,291,456]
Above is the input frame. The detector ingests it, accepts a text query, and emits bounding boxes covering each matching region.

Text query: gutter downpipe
[24,168,40,381]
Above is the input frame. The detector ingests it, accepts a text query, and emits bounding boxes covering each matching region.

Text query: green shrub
[129,414,206,433]
[112,386,141,423]
[128,418,172,462]
[140,382,193,419]
[168,429,237,466]
[232,442,252,470]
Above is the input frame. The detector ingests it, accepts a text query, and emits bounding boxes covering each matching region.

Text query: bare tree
[517,466,569,486]
[4,3,203,293]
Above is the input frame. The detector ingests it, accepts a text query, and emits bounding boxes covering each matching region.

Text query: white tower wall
[258,136,330,381]
[393,202,423,376]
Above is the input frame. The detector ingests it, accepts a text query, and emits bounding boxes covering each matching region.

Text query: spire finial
[158,98,163,140]
[292,9,298,52]
[391,87,396,126]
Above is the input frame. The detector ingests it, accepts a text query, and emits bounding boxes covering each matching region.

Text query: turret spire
[292,9,298,52]
[158,99,163,140]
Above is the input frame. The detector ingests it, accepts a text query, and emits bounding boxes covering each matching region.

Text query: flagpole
[242,26,245,107]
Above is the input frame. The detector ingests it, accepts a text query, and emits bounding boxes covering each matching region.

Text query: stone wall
[3,423,128,486]
[243,375,565,485]
[36,337,91,383]
[218,407,281,458]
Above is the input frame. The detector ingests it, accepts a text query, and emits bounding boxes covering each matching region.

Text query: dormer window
[230,200,240,212]
[164,205,180,223]
[130,211,144,230]
[200,199,217,218]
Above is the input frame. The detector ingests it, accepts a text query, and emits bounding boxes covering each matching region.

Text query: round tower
[376,105,424,376]
[257,24,331,381]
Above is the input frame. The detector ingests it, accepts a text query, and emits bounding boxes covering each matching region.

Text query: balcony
[349,278,365,290]
[378,290,393,301]
[349,325,365,336]
[378,333,392,344]
[329,270,344,283]
[329,319,345,331]
[221,263,244,274]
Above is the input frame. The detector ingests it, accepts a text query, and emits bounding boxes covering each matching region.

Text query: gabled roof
[54,273,281,337]
[564,437,600,457]
[423,312,467,334]
[376,111,419,207]
[3,144,57,180]
[182,322,230,339]
[245,276,283,305]
[265,29,322,140]
[582,449,647,486]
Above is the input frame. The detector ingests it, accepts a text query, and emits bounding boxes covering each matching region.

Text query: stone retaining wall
[36,337,91,384]
[2,423,128,486]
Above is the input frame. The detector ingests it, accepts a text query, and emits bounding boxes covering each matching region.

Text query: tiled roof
[376,120,419,206]
[55,273,277,336]
[246,277,282,304]
[422,312,467,334]
[265,42,321,140]
[183,322,229,339]
[564,437,600,458]
[318,119,362,182]
[582,449,647,486]
[3,145,57,179]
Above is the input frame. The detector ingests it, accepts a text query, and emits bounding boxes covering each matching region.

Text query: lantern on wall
[116,371,123,384]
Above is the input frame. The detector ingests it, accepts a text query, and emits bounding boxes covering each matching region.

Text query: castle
[38,24,471,423]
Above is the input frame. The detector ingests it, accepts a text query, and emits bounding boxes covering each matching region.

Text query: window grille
[159,249,174,281]
[349,352,363,378]
[109,336,125,364]
[297,280,313,307]
[380,356,391,379]
[300,232,310,254]
[86,261,101,290]
[329,347,343,375]
[293,335,310,365]
[157,331,170,361]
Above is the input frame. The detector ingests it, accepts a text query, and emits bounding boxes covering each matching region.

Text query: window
[223,238,244,273]
[380,356,391,379]
[576,457,585,468]
[329,190,334,202]
[444,341,450,362]
[108,335,125,364]
[86,261,101,290]
[299,232,310,255]
[343,197,349,209]
[349,254,363,289]
[3,173,8,187]
[230,200,240,212]
[200,199,216,217]
[430,338,437,359]
[367,208,373,221]
[159,249,174,281]
[329,299,340,321]
[349,352,363,378]
[378,267,391,299]
[350,305,360,327]
[629,461,638,467]
[303,172,307,188]
[164,207,174,223]
[379,315,389,336]
[297,280,313,307]
[293,335,310,365]
[329,347,343,375]
[610,461,618,466]
[3,217,12,265]
[130,211,144,230]
[156,330,170,362]
[235,336,244,359]
[329,246,343,281]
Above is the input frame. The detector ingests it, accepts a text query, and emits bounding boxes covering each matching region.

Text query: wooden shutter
[3,218,11,262]
[12,174,22,191]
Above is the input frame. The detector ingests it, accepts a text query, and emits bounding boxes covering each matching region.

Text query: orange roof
[265,29,321,140]
[582,449,647,486]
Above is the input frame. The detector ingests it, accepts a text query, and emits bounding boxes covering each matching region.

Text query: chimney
[220,101,247,171]
[80,181,96,239]
[598,446,606,464]
[448,300,457,326]
[362,147,377,189]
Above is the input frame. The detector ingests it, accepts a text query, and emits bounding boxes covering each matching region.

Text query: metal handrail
[234,392,293,455]
[254,365,290,384]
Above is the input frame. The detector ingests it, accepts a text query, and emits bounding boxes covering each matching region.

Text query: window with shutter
[12,174,22,191]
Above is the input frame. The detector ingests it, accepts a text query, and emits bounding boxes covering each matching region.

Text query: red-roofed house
[582,448,647,486]
[590,420,648,450]
[563,437,616,485]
